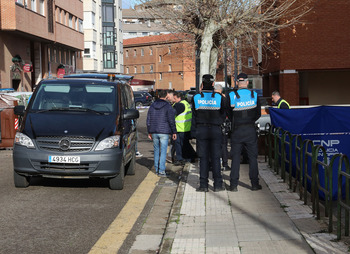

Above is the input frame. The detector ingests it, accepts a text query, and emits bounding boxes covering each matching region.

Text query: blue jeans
[152,134,169,174]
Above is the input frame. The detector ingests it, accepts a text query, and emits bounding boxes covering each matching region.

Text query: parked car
[13,73,139,190]
[134,91,153,107]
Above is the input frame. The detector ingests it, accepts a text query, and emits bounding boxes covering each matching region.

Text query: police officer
[228,73,262,191]
[271,90,290,109]
[193,74,226,192]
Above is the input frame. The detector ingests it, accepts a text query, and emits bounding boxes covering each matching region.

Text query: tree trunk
[200,19,218,80]
[209,47,219,80]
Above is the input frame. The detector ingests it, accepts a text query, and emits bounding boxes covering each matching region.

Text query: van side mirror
[123,109,139,119]
[14,105,25,116]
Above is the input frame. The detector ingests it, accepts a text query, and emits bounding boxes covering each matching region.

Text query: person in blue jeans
[147,90,177,176]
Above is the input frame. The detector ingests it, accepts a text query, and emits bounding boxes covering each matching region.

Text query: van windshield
[30,83,117,114]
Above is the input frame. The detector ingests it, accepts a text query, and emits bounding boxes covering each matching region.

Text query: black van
[13,74,139,190]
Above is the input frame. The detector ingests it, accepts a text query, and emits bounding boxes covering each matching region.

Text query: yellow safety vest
[278,99,290,109]
[175,100,192,132]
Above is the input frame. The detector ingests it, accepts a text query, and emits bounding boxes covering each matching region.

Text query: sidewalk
[128,158,349,254]
[159,158,349,254]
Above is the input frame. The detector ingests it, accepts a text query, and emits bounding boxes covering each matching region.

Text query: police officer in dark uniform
[193,74,226,192]
[228,73,262,191]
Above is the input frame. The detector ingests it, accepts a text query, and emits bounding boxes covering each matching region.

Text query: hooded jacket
[147,99,177,135]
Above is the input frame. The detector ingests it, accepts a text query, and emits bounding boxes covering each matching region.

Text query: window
[134,66,137,73]
[150,65,153,73]
[31,0,36,12]
[15,0,24,5]
[69,14,73,28]
[134,49,137,57]
[141,48,144,56]
[150,48,153,55]
[39,0,44,15]
[126,67,129,74]
[248,57,253,68]
[103,51,115,69]
[84,48,90,57]
[103,26,115,46]
[126,50,129,58]
[168,47,171,55]
[102,3,114,22]
[142,32,148,36]
[159,55,162,62]
[79,19,83,32]
[159,73,162,80]
[169,81,172,89]
[141,66,144,73]
[168,64,172,72]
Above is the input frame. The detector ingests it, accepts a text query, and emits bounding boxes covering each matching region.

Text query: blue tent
[270,106,350,199]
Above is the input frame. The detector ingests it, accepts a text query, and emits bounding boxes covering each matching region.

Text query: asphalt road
[0,108,155,254]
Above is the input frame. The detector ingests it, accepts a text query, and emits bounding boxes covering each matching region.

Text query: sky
[122,0,134,9]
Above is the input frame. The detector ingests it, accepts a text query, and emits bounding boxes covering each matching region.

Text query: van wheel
[14,171,30,188]
[136,102,142,107]
[109,164,125,190]
[126,152,136,175]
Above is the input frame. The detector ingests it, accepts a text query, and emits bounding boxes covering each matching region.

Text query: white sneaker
[136,151,143,157]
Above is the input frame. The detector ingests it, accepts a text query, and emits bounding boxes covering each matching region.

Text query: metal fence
[264,123,350,240]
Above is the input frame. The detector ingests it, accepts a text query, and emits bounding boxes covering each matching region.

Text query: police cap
[237,73,248,80]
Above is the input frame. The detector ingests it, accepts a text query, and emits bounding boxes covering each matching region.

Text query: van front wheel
[109,164,125,190]
[14,171,30,188]
[126,152,136,175]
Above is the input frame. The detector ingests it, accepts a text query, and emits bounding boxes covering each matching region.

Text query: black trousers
[196,125,223,188]
[230,125,259,187]
[222,134,229,167]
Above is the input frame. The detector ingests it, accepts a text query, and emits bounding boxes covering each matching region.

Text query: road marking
[89,171,159,254]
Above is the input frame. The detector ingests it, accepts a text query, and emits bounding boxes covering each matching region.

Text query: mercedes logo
[59,138,70,151]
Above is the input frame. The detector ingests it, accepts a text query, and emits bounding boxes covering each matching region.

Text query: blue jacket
[147,99,177,135]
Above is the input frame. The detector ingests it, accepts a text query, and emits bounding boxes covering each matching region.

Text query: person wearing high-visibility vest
[173,91,196,165]
[271,91,290,109]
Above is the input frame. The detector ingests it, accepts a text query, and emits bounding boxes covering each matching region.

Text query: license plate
[48,156,80,164]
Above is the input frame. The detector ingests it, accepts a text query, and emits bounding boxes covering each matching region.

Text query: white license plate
[48,156,80,164]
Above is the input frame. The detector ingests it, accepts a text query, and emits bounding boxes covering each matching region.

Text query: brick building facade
[262,0,350,105]
[123,34,196,91]
[0,0,84,91]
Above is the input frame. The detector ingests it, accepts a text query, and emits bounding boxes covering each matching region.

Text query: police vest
[175,100,192,132]
[193,91,224,125]
[193,92,222,110]
[229,89,258,125]
[278,99,290,109]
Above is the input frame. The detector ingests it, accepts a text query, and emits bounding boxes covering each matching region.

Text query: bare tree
[135,0,315,79]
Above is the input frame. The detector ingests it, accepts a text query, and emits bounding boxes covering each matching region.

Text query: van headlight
[15,132,35,148]
[95,135,120,151]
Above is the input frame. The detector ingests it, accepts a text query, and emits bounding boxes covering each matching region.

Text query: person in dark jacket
[147,90,177,177]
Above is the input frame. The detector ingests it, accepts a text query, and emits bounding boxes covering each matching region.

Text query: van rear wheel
[14,171,30,188]
[109,164,125,190]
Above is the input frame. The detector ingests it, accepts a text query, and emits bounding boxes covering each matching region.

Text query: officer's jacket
[276,98,290,109]
[192,90,226,125]
[228,88,261,127]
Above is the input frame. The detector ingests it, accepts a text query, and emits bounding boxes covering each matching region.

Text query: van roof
[63,73,134,82]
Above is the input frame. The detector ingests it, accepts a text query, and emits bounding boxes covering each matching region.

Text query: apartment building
[122,8,169,40]
[0,0,84,91]
[123,34,195,91]
[83,0,123,73]
[262,0,350,105]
